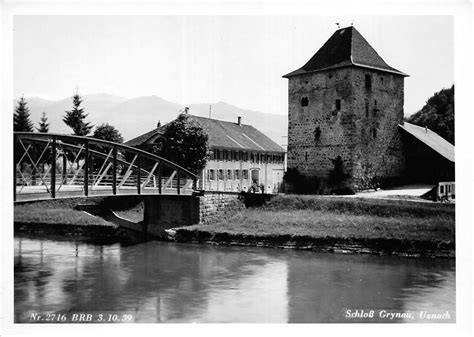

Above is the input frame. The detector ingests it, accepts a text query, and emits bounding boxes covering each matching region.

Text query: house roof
[125,127,164,147]
[398,122,454,162]
[125,114,285,153]
[283,26,408,78]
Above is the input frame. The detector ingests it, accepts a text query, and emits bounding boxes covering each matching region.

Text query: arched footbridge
[14,132,199,202]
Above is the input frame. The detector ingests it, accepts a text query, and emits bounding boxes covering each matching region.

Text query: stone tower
[283,26,408,190]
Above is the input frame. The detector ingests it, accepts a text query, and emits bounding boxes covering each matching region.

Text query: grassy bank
[13,200,139,244]
[14,203,114,227]
[174,195,455,257]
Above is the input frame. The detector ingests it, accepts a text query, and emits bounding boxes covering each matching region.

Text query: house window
[227,169,232,180]
[208,169,215,181]
[372,128,377,138]
[235,169,240,180]
[365,99,369,117]
[380,77,384,85]
[243,170,248,180]
[218,169,224,181]
[301,97,309,107]
[365,74,372,90]
[305,152,308,162]
[335,99,341,111]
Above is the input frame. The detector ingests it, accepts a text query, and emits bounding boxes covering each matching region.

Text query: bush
[283,168,321,194]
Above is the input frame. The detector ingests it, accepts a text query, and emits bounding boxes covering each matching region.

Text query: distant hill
[406,85,454,145]
[13,94,288,145]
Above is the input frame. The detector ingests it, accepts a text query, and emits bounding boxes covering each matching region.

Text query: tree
[160,113,210,174]
[92,123,124,143]
[90,124,124,173]
[36,112,52,171]
[63,92,93,136]
[14,96,34,132]
[36,112,50,133]
[406,85,454,144]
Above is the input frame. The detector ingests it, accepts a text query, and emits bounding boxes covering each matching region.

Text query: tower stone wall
[287,67,405,190]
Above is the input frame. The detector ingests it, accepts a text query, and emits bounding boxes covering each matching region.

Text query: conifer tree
[14,96,34,132]
[63,92,93,136]
[37,112,50,133]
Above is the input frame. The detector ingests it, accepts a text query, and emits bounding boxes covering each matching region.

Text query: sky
[14,15,453,116]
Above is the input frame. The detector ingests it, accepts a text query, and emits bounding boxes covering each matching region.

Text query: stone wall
[198,191,245,223]
[287,67,405,190]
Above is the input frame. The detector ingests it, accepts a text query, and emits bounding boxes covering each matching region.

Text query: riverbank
[14,194,455,257]
[172,195,455,258]
[14,198,144,244]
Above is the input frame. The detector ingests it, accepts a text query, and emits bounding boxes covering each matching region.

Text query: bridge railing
[14,132,198,201]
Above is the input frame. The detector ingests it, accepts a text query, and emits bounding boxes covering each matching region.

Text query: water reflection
[14,235,455,323]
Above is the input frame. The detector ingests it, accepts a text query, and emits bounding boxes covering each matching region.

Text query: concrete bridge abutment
[142,195,201,237]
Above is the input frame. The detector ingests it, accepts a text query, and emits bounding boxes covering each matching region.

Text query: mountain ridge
[13,93,288,145]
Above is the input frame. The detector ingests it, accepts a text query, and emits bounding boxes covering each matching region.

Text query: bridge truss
[14,132,199,201]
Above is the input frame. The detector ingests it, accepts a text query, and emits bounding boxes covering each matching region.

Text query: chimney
[425,126,428,133]
[237,116,242,126]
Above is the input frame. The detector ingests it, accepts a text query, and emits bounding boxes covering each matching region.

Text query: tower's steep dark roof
[283,26,408,78]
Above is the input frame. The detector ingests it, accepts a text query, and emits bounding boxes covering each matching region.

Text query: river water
[14,235,455,323]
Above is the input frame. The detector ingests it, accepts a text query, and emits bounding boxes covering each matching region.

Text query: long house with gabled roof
[126,114,286,193]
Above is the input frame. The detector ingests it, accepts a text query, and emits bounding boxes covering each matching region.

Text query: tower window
[365,99,369,117]
[314,127,321,141]
[305,151,308,162]
[335,99,341,110]
[372,128,377,138]
[301,97,309,107]
[365,74,372,90]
